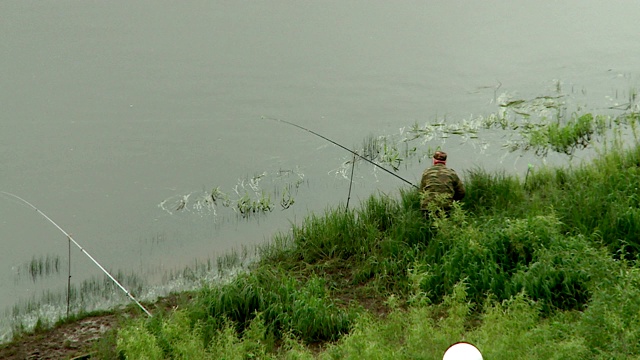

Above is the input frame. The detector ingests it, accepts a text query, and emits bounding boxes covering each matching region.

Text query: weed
[15,254,62,283]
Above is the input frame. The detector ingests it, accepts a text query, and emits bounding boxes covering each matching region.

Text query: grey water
[1,0,640,340]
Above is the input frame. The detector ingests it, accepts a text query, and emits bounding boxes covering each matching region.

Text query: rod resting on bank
[263,116,419,189]
[0,191,152,318]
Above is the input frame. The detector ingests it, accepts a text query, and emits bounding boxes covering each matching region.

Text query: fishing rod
[0,191,152,317]
[263,116,419,189]
[345,152,356,212]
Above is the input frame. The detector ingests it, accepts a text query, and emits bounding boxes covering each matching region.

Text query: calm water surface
[1,0,639,339]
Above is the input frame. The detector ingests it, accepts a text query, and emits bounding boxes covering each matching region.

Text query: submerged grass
[15,254,62,283]
[110,128,640,358]
[5,247,255,340]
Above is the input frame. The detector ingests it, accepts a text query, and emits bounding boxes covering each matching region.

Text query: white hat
[443,342,483,360]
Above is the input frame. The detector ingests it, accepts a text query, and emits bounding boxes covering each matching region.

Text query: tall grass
[111,129,640,358]
[463,137,640,258]
[115,271,357,359]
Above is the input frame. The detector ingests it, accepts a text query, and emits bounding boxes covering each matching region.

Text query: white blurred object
[443,342,483,360]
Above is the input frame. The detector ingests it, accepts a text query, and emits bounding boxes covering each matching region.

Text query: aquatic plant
[332,86,639,181]
[14,254,62,283]
[159,168,306,220]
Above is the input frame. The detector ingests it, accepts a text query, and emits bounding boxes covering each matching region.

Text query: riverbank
[3,139,640,359]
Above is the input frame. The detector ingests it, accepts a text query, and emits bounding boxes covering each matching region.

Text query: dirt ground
[0,295,183,360]
[0,314,120,360]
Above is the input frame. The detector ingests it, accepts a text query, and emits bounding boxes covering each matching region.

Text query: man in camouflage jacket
[420,150,465,215]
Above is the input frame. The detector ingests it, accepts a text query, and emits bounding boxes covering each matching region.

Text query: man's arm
[452,172,465,201]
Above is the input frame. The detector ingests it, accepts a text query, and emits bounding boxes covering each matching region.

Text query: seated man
[420,150,465,216]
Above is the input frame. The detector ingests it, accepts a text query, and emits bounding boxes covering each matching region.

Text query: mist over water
[1,0,639,339]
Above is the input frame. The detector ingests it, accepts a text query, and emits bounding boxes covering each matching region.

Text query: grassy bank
[107,137,640,359]
[3,91,639,358]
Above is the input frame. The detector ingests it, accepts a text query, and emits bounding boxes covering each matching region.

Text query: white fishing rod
[1,191,152,317]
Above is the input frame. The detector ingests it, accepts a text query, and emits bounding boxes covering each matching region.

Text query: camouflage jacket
[419,164,465,210]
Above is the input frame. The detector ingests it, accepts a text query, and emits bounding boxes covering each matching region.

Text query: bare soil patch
[0,294,185,360]
[0,314,119,360]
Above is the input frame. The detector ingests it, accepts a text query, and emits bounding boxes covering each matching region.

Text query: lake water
[1,0,639,340]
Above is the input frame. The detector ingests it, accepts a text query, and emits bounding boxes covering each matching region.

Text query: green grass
[109,129,640,359]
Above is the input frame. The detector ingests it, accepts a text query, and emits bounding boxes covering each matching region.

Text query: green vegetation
[160,169,306,219]
[110,122,640,358]
[337,87,639,177]
[5,88,640,358]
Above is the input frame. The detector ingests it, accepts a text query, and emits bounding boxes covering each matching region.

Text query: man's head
[433,150,447,165]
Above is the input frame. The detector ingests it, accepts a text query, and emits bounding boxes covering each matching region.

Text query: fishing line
[0,191,152,317]
[263,116,419,189]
